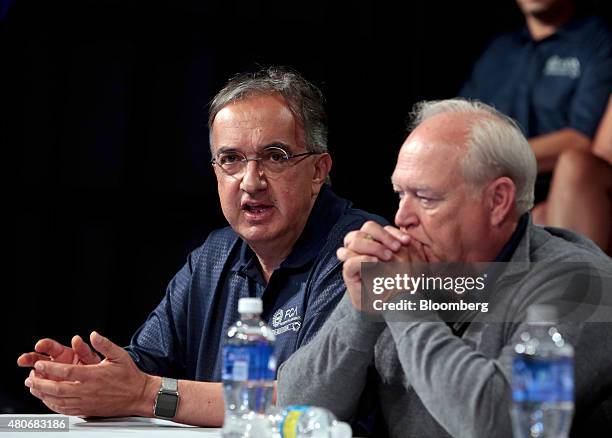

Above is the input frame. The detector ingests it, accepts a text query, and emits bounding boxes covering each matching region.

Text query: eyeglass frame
[210,144,320,177]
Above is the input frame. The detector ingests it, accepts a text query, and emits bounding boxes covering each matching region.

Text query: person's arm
[533,44,612,172]
[592,96,612,164]
[530,128,591,173]
[277,295,384,421]
[140,377,225,426]
[24,331,226,426]
[277,220,405,418]
[20,240,230,426]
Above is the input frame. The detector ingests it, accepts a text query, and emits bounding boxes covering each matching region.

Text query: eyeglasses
[211,146,318,177]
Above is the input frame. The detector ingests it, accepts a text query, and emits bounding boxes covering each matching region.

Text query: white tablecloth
[0,414,222,437]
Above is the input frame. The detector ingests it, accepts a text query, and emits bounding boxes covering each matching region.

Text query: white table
[0,414,222,437]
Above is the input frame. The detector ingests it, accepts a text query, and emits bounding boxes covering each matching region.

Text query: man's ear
[312,153,332,188]
[486,176,516,227]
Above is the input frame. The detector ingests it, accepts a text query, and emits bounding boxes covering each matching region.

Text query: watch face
[155,392,178,418]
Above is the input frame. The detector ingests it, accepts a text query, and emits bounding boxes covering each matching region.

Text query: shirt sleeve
[124,245,204,378]
[297,214,389,347]
[568,50,612,138]
[277,295,385,421]
[296,259,345,347]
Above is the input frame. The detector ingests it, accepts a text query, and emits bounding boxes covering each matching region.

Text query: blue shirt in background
[460,15,612,139]
[460,15,612,203]
[125,185,387,381]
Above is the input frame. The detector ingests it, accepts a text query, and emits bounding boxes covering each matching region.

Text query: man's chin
[236,224,278,245]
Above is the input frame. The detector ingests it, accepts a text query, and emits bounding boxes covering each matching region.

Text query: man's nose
[240,160,267,193]
[395,197,419,229]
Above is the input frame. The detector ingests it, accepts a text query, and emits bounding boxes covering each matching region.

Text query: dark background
[2,0,610,413]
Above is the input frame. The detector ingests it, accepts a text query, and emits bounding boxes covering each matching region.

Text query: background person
[460,0,612,208]
[533,95,612,252]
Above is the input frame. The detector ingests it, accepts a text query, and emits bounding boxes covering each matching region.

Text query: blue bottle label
[222,343,276,381]
[512,355,573,402]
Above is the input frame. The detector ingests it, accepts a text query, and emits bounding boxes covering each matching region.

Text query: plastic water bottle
[511,304,574,438]
[272,405,352,438]
[222,297,277,438]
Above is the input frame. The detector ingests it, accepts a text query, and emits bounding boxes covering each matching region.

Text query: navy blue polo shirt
[460,16,612,203]
[125,185,387,381]
[460,15,612,139]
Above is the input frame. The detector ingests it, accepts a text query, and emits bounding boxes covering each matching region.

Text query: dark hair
[208,66,328,154]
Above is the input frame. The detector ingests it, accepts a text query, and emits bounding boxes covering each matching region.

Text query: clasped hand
[17,331,154,417]
[336,221,430,310]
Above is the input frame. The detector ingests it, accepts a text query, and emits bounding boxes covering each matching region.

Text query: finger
[72,335,101,365]
[34,361,89,382]
[29,387,81,408]
[361,221,402,251]
[336,246,358,262]
[342,230,360,247]
[29,369,50,382]
[383,225,411,245]
[27,373,82,397]
[40,398,83,416]
[17,352,51,367]
[29,364,64,383]
[90,331,125,362]
[345,232,394,261]
[34,339,73,362]
[343,254,379,284]
[338,247,379,264]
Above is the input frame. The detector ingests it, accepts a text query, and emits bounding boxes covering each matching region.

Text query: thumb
[72,335,101,365]
[90,331,125,362]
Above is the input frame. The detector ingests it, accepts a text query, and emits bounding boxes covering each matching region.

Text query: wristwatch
[153,377,180,419]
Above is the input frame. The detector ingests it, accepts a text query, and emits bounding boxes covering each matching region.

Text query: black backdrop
[2,0,610,413]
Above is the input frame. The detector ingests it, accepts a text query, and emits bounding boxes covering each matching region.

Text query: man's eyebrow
[262,142,292,151]
[394,186,442,199]
[215,146,238,154]
[390,178,433,193]
[214,142,293,154]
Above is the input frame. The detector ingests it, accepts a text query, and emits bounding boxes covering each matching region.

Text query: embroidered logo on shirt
[272,309,284,327]
[543,56,581,79]
[271,305,302,336]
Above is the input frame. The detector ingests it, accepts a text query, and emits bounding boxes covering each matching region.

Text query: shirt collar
[494,213,529,262]
[518,14,587,43]
[232,184,349,277]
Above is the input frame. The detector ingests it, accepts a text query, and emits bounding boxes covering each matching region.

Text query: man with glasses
[17,67,385,426]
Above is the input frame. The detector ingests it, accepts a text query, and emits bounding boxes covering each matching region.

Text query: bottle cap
[526,304,559,323]
[331,421,353,438]
[238,297,263,314]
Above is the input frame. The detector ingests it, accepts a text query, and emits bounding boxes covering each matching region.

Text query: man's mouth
[241,202,273,215]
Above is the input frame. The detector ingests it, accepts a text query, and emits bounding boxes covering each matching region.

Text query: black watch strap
[153,377,179,419]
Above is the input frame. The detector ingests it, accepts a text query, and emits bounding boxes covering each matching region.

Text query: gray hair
[409,98,536,215]
[208,66,328,154]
